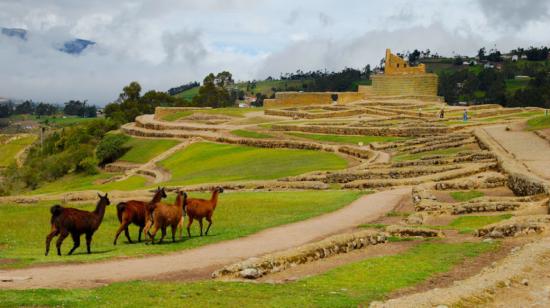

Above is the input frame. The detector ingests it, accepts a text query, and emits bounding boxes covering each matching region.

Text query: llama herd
[45,187,223,256]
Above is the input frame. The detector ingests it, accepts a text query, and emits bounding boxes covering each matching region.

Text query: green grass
[29,174,148,195]
[480,110,544,123]
[158,142,348,186]
[392,147,469,162]
[0,241,496,307]
[0,191,362,268]
[230,130,273,139]
[447,215,512,234]
[118,137,180,163]
[526,115,550,131]
[505,78,530,95]
[0,135,37,167]
[450,190,485,202]
[173,86,200,100]
[287,132,405,145]
[161,111,193,121]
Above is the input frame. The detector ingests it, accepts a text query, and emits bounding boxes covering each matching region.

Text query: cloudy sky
[1,0,550,105]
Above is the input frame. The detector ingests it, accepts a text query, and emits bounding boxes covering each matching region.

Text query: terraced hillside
[1,98,549,308]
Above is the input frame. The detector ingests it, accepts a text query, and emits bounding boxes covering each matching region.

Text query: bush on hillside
[95,134,130,165]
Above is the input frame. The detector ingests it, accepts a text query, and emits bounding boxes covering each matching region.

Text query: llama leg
[124,226,132,244]
[177,217,184,240]
[85,232,93,254]
[149,225,159,244]
[138,226,144,242]
[198,218,203,236]
[205,216,213,236]
[171,224,176,242]
[45,226,59,256]
[143,219,152,242]
[158,226,167,244]
[186,217,194,238]
[56,230,69,256]
[113,221,129,245]
[68,233,81,255]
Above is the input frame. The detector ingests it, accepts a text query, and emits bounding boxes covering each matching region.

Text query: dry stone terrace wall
[212,230,387,280]
[271,123,450,137]
[370,74,438,97]
[476,215,550,238]
[263,92,365,109]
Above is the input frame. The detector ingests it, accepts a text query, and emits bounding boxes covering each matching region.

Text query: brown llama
[146,190,187,244]
[45,193,110,256]
[186,187,223,238]
[113,187,167,245]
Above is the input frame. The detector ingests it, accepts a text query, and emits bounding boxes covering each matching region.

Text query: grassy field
[287,132,405,145]
[450,190,485,202]
[161,108,262,122]
[526,115,550,131]
[158,142,348,186]
[392,147,469,162]
[118,137,180,163]
[505,78,530,95]
[173,86,200,100]
[230,130,273,139]
[0,191,362,268]
[0,241,496,307]
[446,215,512,234]
[9,114,96,126]
[0,135,37,167]
[30,174,148,195]
[161,110,193,121]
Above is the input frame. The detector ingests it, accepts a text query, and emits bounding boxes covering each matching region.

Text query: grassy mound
[159,142,348,185]
[30,174,148,195]
[526,115,550,131]
[0,135,36,167]
[447,214,513,234]
[450,190,485,202]
[230,130,273,139]
[119,137,180,163]
[287,132,405,144]
[0,191,362,268]
[0,241,496,306]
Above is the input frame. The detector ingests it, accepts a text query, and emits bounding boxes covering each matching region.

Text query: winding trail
[0,188,409,290]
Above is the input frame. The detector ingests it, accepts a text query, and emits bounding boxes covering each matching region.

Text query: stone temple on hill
[264,49,441,108]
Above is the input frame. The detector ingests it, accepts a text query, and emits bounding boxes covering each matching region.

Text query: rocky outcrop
[385,225,443,237]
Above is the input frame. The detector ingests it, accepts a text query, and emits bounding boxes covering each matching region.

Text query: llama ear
[105,193,108,198]
[97,193,101,198]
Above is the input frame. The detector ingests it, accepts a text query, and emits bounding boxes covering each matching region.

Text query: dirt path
[0,188,410,290]
[483,125,550,180]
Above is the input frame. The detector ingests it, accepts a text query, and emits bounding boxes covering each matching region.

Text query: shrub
[95,134,130,165]
[78,157,99,175]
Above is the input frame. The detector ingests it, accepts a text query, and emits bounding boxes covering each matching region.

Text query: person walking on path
[463,109,468,122]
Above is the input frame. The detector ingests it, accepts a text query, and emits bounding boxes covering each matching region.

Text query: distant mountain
[58,39,95,54]
[1,28,27,40]
[1,27,95,55]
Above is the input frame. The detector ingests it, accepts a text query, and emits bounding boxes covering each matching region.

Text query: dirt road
[0,188,410,290]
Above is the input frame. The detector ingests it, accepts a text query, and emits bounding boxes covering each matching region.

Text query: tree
[14,100,34,115]
[192,72,235,108]
[35,103,57,116]
[477,47,486,60]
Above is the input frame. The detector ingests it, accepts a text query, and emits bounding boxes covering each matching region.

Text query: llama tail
[116,202,127,222]
[49,205,64,224]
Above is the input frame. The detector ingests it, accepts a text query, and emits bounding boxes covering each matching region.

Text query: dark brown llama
[146,190,187,244]
[186,187,223,238]
[45,193,110,256]
[113,187,167,245]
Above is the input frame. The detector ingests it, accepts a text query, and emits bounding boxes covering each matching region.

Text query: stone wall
[263,92,365,109]
[371,74,438,97]
[212,230,387,280]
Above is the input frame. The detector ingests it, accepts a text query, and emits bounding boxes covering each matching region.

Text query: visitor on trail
[463,109,468,122]
[418,107,422,117]
[439,109,445,119]
[545,109,548,117]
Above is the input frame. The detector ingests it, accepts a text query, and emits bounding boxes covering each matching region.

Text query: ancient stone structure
[264,49,441,108]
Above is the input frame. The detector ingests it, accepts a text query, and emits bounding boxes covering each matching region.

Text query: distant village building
[512,55,519,62]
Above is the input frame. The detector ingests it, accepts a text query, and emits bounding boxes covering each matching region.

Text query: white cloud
[1,0,550,105]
